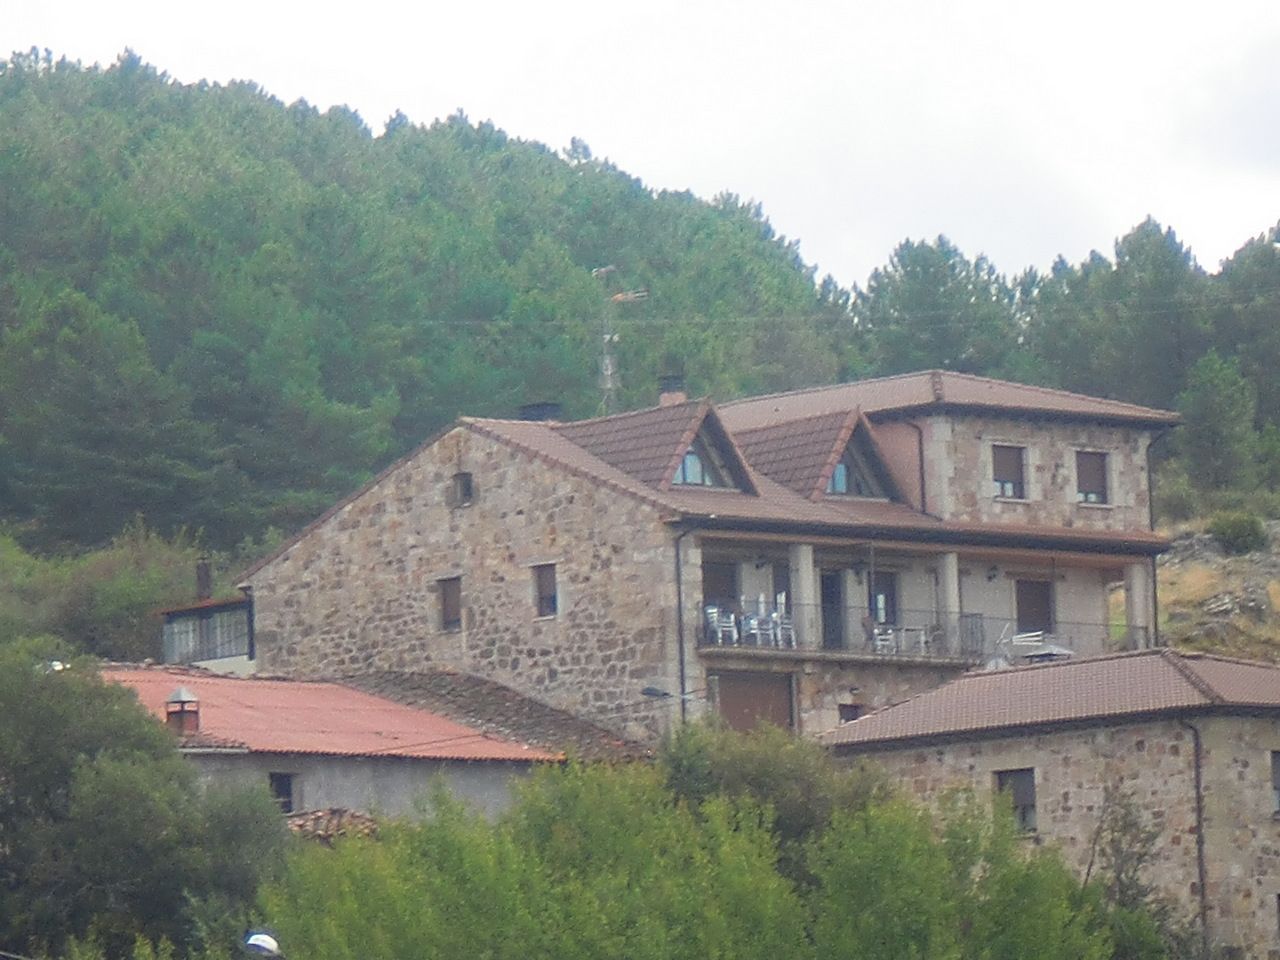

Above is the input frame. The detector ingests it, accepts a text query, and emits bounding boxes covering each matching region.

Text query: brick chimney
[658,374,687,407]
[165,687,200,735]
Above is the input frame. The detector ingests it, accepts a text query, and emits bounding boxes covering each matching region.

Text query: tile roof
[719,370,1180,432]
[735,410,854,497]
[103,665,559,763]
[554,399,708,487]
[339,669,651,762]
[822,649,1280,750]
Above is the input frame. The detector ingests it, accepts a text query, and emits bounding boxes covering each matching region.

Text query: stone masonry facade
[924,413,1152,531]
[247,426,681,739]
[838,714,1280,958]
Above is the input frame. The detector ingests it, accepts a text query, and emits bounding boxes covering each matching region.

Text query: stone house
[233,370,1177,739]
[822,649,1280,958]
[104,664,559,818]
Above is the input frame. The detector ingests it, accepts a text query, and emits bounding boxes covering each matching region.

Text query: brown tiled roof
[736,410,854,497]
[104,665,560,762]
[555,399,708,487]
[720,370,1180,432]
[340,669,652,762]
[822,649,1280,750]
[287,808,380,844]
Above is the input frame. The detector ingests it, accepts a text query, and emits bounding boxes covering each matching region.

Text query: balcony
[696,600,1145,664]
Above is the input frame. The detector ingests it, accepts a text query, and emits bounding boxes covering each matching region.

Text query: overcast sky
[10,0,1280,289]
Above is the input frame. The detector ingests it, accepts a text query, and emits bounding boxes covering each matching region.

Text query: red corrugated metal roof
[103,666,560,762]
[822,649,1280,749]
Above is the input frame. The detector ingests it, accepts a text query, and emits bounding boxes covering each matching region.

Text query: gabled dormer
[554,398,756,495]
[662,403,756,494]
[819,412,901,502]
[734,408,902,503]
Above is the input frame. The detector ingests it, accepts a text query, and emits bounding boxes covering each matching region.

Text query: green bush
[1207,511,1268,555]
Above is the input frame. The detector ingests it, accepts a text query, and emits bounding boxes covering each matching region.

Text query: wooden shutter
[1015,579,1053,633]
[992,445,1024,483]
[714,671,793,732]
[1076,451,1107,502]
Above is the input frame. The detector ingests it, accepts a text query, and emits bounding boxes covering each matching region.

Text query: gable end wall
[247,426,679,737]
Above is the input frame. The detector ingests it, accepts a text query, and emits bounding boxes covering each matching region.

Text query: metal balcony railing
[697,601,1146,663]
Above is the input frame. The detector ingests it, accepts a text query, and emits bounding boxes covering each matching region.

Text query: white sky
[9,0,1280,289]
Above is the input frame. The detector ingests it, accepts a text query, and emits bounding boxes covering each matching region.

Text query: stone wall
[835,714,1280,957]
[923,413,1153,531]
[247,426,680,739]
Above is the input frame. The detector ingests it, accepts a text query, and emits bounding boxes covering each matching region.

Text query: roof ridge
[719,371,935,409]
[549,397,705,429]
[1160,648,1226,704]
[938,370,1175,415]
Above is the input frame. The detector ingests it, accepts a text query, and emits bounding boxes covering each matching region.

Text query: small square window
[1076,451,1108,504]
[995,767,1036,831]
[838,703,863,723]
[450,472,474,506]
[533,564,557,617]
[992,445,1026,499]
[439,576,462,632]
[269,772,295,814]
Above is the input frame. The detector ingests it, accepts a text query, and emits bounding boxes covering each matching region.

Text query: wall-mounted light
[986,565,1000,582]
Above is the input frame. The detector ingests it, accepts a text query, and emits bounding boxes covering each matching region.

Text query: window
[450,472,474,506]
[1076,451,1108,504]
[992,445,1026,499]
[1271,752,1280,814]
[868,571,898,625]
[268,772,295,814]
[533,564,557,617]
[1015,579,1054,634]
[672,438,727,487]
[995,768,1036,831]
[827,448,883,497]
[438,576,462,631]
[838,703,863,723]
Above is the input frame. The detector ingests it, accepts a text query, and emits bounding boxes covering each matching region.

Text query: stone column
[841,568,862,649]
[789,543,818,649]
[938,552,961,653]
[1123,560,1154,649]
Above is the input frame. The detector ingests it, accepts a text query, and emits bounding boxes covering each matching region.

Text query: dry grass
[1159,564,1224,608]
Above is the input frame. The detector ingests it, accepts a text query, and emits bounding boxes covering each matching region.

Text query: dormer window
[673,440,727,487]
[827,450,882,497]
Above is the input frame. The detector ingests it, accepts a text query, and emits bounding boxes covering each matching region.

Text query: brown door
[1015,579,1053,633]
[713,671,794,732]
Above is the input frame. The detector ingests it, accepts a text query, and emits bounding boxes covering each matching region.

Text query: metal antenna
[590,265,646,415]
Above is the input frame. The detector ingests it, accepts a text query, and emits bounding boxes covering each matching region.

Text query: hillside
[0,50,842,550]
[4,49,1280,566]
[1158,521,1280,660]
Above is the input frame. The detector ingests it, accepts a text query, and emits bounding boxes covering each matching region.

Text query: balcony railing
[697,601,1146,663]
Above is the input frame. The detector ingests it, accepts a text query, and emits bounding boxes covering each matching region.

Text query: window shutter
[1077,452,1107,499]
[992,445,1023,481]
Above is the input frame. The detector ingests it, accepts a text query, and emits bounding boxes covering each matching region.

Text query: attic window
[673,439,727,487]
[450,472,475,506]
[827,450,881,497]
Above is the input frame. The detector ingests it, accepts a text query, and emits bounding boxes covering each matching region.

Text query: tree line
[1,48,1277,556]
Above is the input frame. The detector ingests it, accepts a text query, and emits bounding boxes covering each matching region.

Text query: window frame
[992,444,1027,500]
[268,772,296,814]
[1270,751,1280,816]
[533,563,558,618]
[1075,450,1109,505]
[995,767,1037,832]
[450,471,475,507]
[438,576,462,632]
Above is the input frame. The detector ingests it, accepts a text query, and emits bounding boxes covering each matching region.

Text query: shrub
[1207,511,1267,555]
